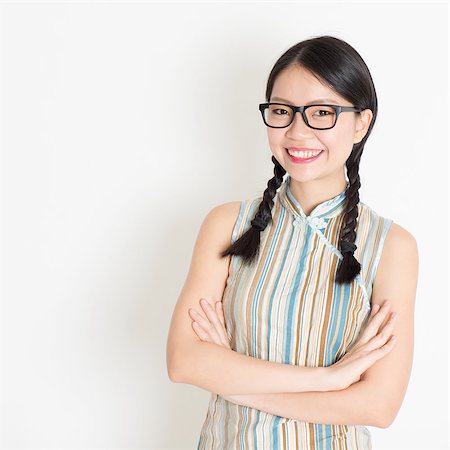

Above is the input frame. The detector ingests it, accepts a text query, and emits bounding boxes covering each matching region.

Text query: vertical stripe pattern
[197,175,393,449]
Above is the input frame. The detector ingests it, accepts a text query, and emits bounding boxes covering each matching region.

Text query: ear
[353,108,373,144]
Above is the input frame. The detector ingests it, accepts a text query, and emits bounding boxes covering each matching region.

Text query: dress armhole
[370,217,394,286]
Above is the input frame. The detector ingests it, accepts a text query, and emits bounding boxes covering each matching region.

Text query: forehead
[271,65,346,105]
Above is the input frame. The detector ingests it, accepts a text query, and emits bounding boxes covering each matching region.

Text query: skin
[267,64,372,215]
[185,64,418,427]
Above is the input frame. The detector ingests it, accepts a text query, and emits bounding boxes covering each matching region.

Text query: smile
[285,148,324,163]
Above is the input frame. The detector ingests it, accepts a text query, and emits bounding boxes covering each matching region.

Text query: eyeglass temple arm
[340,106,362,112]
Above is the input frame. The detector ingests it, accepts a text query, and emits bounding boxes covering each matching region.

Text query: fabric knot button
[308,216,327,229]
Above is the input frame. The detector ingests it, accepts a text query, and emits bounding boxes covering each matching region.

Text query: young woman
[166,35,418,449]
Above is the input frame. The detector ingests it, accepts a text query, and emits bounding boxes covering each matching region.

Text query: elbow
[167,344,197,384]
[168,366,183,383]
[167,339,205,384]
[166,349,187,384]
[167,360,181,383]
[167,359,189,384]
[375,415,394,429]
[358,380,405,428]
[373,405,399,429]
[361,396,398,428]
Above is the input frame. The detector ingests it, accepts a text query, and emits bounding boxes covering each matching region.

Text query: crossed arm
[190,224,418,429]
[223,379,385,427]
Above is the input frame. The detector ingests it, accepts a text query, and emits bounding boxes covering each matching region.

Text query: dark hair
[221,35,378,284]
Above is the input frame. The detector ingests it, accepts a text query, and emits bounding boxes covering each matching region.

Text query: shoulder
[201,201,243,247]
[385,222,417,245]
[383,222,418,264]
[205,197,263,245]
[358,201,418,270]
[207,200,242,222]
[356,202,417,286]
[374,221,419,299]
[203,200,242,228]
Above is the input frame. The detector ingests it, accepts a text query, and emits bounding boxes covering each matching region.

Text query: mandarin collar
[279,175,349,221]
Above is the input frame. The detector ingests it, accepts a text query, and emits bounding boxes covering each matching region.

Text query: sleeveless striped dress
[197,174,393,450]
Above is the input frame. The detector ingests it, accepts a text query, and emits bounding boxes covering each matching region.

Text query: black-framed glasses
[258,102,362,130]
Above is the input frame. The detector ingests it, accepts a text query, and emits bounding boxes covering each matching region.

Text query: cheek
[319,129,354,159]
[267,129,286,154]
[267,128,283,145]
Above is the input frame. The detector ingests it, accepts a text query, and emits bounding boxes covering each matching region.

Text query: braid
[221,147,363,283]
[220,156,286,264]
[250,155,286,235]
[335,145,363,284]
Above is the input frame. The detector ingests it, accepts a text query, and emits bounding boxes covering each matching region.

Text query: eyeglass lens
[263,104,337,129]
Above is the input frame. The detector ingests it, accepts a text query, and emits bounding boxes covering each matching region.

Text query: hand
[188,301,242,403]
[328,299,398,390]
[188,298,231,350]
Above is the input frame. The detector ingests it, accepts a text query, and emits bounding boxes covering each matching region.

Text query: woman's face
[267,64,372,185]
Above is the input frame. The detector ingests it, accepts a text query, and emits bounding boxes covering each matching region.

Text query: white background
[0,1,448,449]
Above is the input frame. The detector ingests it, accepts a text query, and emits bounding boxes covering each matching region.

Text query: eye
[272,108,289,115]
[314,109,333,116]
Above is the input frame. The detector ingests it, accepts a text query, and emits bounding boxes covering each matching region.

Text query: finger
[366,317,396,352]
[376,301,395,328]
[216,302,226,328]
[365,312,397,352]
[216,302,231,348]
[188,307,209,325]
[192,316,223,345]
[357,301,391,348]
[200,299,229,347]
[361,300,393,341]
[376,311,397,340]
[373,300,392,324]
[355,334,398,375]
[370,334,397,361]
[351,303,382,351]
[370,303,380,316]
[189,306,223,344]
[191,320,213,343]
[192,313,230,349]
[212,303,230,348]
[188,308,210,331]
[196,301,229,347]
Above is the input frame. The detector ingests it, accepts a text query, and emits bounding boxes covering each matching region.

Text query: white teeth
[287,149,322,158]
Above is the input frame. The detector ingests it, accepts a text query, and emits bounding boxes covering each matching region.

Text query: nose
[285,111,314,137]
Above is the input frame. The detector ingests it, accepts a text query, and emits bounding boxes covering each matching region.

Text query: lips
[286,147,323,151]
[285,147,324,163]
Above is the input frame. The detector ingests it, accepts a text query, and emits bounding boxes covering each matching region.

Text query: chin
[288,173,321,184]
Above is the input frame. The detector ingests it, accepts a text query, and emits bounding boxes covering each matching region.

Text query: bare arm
[224,379,380,427]
[166,202,330,396]
[224,223,419,428]
[174,340,329,396]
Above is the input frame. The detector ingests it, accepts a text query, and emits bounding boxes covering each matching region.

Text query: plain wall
[0,1,448,449]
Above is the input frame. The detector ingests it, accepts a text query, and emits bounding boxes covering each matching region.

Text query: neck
[288,171,348,217]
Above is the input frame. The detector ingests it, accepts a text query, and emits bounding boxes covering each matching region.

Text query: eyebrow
[270,96,340,105]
